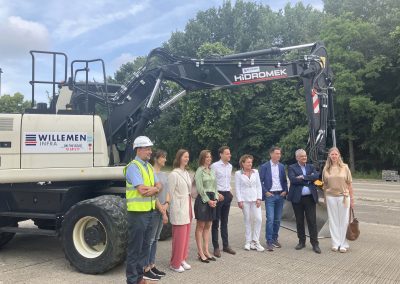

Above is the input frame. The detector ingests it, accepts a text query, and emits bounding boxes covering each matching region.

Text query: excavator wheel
[61,195,127,274]
[0,218,18,249]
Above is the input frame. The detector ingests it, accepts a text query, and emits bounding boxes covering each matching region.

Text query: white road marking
[353,182,400,188]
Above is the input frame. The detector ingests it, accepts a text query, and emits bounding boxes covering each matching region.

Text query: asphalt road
[351,180,400,226]
[0,179,399,284]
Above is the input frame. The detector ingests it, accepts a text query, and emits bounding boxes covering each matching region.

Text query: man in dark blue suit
[287,149,321,254]
[259,146,288,251]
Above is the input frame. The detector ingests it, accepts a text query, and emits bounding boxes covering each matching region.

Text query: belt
[270,191,283,195]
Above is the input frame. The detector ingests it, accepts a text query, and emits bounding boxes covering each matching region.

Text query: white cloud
[111,53,138,70]
[98,32,170,51]
[97,2,208,51]
[0,16,50,59]
[53,2,149,40]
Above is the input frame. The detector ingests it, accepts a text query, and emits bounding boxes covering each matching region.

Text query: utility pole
[0,68,3,96]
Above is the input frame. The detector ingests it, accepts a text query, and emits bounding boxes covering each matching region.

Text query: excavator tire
[61,195,127,274]
[0,218,17,249]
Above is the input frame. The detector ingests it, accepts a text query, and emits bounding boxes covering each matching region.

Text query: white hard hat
[133,136,153,149]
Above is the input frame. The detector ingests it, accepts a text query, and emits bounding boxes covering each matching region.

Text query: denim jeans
[126,211,154,284]
[147,210,163,266]
[265,193,284,244]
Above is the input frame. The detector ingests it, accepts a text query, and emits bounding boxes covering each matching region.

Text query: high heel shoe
[205,255,216,261]
[197,254,210,263]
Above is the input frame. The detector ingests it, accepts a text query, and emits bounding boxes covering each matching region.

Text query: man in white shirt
[211,146,236,257]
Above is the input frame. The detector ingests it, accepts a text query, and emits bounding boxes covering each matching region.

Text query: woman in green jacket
[194,150,219,263]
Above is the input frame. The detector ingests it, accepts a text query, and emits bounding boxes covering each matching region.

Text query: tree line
[120,0,399,173]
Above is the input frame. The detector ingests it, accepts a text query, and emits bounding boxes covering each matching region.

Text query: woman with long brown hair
[322,147,354,253]
[194,150,219,263]
[168,149,192,272]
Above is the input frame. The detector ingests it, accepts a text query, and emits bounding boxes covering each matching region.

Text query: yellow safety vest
[123,160,156,212]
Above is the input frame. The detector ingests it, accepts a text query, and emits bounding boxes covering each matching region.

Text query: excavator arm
[99,42,335,167]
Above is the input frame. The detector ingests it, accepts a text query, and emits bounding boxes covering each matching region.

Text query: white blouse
[235,169,262,202]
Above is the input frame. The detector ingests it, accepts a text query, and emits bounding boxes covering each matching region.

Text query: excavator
[0,42,336,274]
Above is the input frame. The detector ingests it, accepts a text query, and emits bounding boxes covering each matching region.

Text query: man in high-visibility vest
[125,136,162,284]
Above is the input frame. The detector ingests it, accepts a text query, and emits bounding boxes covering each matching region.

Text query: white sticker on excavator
[23,132,93,153]
[242,66,260,74]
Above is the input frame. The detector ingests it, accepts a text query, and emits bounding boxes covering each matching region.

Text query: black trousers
[292,195,319,246]
[126,211,154,284]
[212,191,233,249]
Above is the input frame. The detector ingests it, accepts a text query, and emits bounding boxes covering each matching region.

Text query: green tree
[113,56,147,84]
[0,93,31,113]
[112,0,400,171]
[322,0,400,170]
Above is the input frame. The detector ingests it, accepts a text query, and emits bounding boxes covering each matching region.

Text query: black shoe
[198,254,210,263]
[206,256,217,261]
[151,266,166,277]
[295,243,306,250]
[143,270,161,281]
[312,245,321,254]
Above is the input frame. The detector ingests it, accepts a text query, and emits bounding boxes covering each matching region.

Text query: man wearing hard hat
[124,136,162,284]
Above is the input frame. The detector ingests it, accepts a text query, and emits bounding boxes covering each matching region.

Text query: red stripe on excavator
[312,88,320,113]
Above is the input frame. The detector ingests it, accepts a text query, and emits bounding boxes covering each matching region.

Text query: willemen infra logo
[23,132,92,153]
[25,134,37,146]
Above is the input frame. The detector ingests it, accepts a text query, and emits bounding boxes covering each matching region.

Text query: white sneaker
[244,242,251,251]
[170,265,185,273]
[254,242,265,252]
[181,260,191,270]
[250,241,256,250]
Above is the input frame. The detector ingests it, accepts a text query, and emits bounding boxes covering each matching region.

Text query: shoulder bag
[346,208,360,241]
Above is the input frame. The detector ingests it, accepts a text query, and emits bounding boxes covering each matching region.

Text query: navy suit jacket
[259,161,288,201]
[287,163,319,204]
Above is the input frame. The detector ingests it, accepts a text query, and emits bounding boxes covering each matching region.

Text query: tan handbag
[346,208,360,241]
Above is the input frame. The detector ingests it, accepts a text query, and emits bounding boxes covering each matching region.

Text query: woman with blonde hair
[322,147,354,253]
[235,154,264,252]
[168,149,192,272]
[194,150,219,263]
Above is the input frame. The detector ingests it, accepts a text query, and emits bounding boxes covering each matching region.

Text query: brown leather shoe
[214,248,221,258]
[223,247,236,255]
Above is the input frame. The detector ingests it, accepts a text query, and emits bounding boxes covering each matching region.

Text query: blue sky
[0,0,323,104]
